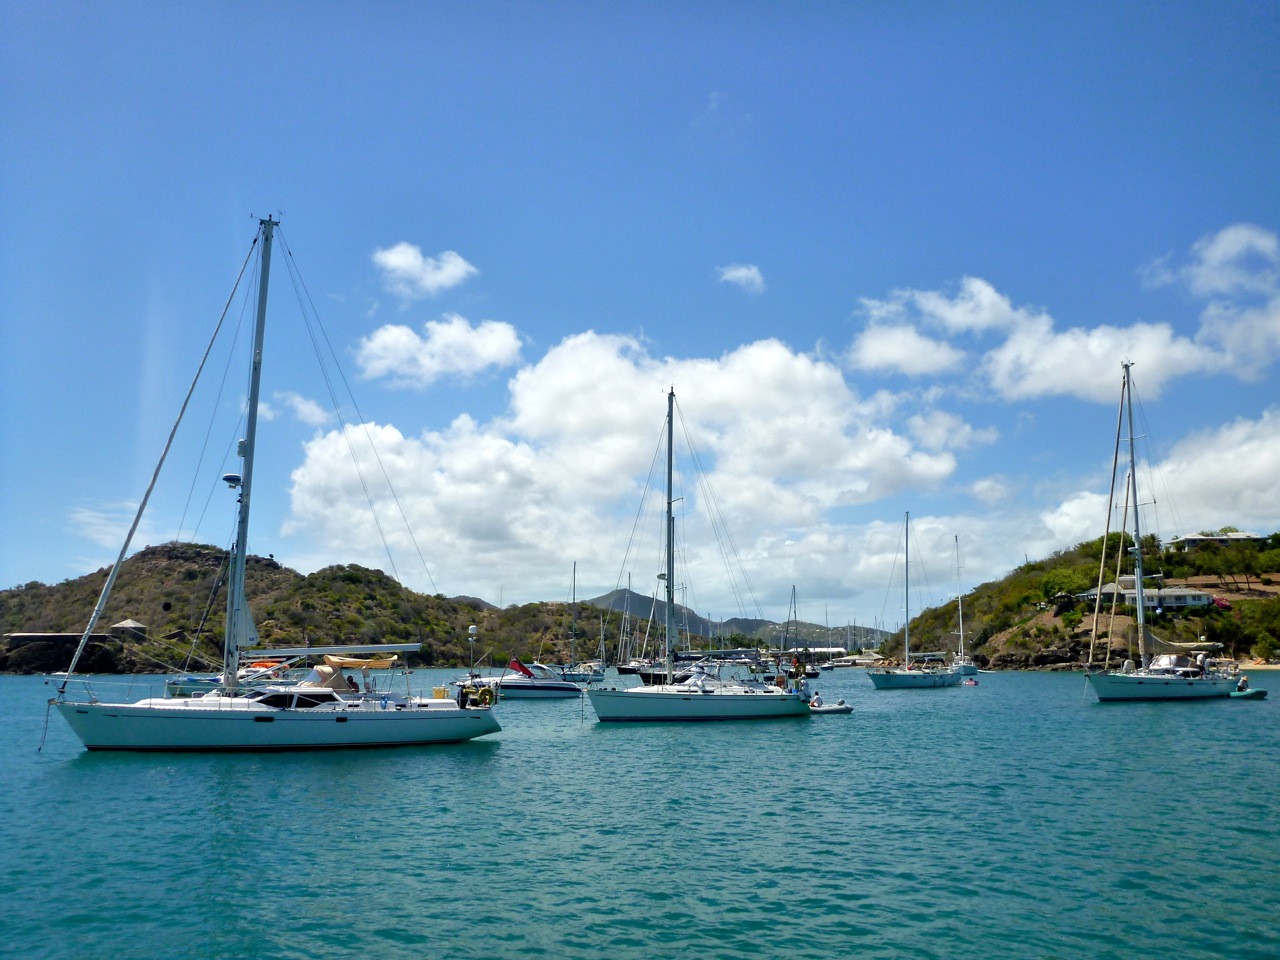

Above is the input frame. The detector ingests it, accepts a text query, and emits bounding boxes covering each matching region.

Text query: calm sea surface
[3,669,1277,960]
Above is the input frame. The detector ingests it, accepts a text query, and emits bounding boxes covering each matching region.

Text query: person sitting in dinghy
[1238,676,1250,693]
[811,691,823,707]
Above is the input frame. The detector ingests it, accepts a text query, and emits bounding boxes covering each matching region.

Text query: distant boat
[867,513,962,690]
[1084,363,1245,702]
[586,388,810,722]
[829,652,882,668]
[590,661,810,721]
[558,660,604,684]
[50,218,500,750]
[458,659,583,699]
[552,562,605,683]
[617,657,659,676]
[809,701,853,714]
[632,661,695,685]
[950,535,978,677]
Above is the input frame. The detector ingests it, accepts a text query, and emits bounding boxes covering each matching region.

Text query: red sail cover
[508,659,535,678]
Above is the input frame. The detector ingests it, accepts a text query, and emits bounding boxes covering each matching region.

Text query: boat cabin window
[249,690,342,709]
[293,691,341,708]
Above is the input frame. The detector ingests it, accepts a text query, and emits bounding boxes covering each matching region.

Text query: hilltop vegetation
[901,531,1280,669]
[4,532,1280,673]
[2,542,609,674]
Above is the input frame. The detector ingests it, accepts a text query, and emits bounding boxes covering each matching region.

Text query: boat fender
[478,687,496,706]
[380,696,389,710]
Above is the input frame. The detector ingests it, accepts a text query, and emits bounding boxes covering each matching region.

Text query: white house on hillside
[1078,576,1212,611]
[1165,532,1267,552]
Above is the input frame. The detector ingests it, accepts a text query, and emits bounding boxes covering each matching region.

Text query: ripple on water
[4,671,1279,960]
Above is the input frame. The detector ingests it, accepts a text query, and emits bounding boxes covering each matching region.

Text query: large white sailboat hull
[54,696,500,750]
[587,685,810,721]
[1085,672,1238,702]
[867,668,962,690]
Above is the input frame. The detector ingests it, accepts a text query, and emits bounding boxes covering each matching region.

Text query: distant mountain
[2,542,883,675]
[6,534,1277,674]
[585,588,890,649]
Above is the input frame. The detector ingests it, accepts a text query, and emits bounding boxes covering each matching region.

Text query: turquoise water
[4,670,1277,960]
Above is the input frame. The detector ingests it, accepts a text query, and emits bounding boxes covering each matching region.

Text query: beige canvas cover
[322,655,399,669]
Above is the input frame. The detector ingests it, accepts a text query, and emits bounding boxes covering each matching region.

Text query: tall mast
[664,387,676,683]
[903,511,911,666]
[1087,369,1130,668]
[955,535,965,659]
[1122,362,1148,666]
[224,217,276,694]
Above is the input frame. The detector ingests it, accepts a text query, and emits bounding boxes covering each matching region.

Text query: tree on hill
[5,533,1280,673]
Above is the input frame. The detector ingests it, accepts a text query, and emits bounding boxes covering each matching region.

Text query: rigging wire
[672,394,764,623]
[1087,365,1128,669]
[876,520,906,643]
[275,225,436,592]
[610,424,666,593]
[57,229,264,692]
[1126,366,1187,559]
[175,246,258,541]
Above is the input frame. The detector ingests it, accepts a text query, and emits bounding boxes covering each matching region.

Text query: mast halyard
[1121,361,1150,668]
[224,217,276,695]
[955,535,965,661]
[904,511,910,666]
[663,387,676,685]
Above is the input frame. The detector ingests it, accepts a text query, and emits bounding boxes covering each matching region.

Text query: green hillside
[2,542,606,674]
[899,532,1280,668]
[5,532,1279,674]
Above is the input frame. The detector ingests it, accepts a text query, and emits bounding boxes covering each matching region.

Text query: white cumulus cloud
[907,410,998,451]
[274,391,332,426]
[1043,407,1280,550]
[979,224,1280,400]
[717,263,765,294]
[268,223,1280,623]
[1183,223,1280,298]
[981,315,1211,402]
[356,313,522,388]
[283,332,961,610]
[847,324,965,376]
[372,243,479,300]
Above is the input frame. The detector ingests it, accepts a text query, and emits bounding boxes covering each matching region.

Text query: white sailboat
[867,513,962,690]
[50,218,501,749]
[586,388,810,721]
[456,659,583,699]
[1085,362,1242,702]
[950,536,978,677]
[558,562,604,683]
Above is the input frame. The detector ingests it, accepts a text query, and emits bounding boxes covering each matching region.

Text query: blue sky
[3,2,1279,633]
